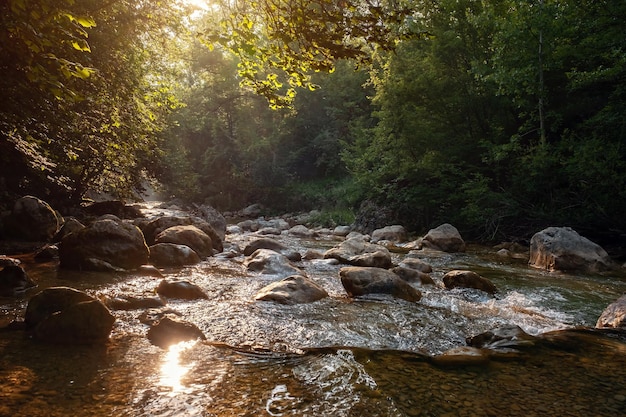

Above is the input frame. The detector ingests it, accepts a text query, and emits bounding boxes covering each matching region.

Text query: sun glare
[159,340,197,393]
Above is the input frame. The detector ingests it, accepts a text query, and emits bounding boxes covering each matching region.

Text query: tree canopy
[1,0,625,242]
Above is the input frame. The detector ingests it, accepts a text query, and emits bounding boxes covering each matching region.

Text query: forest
[1,0,624,242]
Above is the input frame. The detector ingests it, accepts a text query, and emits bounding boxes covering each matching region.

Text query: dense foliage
[2,0,625,242]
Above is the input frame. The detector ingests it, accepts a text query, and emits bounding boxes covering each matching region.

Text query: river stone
[391,266,435,286]
[142,215,223,252]
[244,249,303,277]
[83,200,143,219]
[52,217,85,243]
[25,287,95,327]
[371,225,407,243]
[149,243,201,267]
[333,225,352,237]
[156,279,208,300]
[596,294,626,329]
[59,218,149,271]
[399,257,433,273]
[443,270,497,294]
[529,226,614,273]
[422,223,466,252]
[432,346,490,367]
[467,325,537,351]
[339,266,422,302]
[324,237,392,268]
[191,204,227,241]
[288,224,316,238]
[102,294,165,310]
[5,196,61,241]
[243,238,302,261]
[25,287,114,344]
[155,225,214,259]
[147,315,206,348]
[255,275,329,304]
[0,264,36,296]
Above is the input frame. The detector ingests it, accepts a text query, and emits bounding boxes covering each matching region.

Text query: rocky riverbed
[1,199,626,416]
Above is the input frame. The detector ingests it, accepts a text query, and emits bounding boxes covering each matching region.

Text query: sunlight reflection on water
[158,340,197,394]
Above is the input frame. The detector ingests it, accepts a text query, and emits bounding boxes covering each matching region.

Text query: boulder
[243,238,301,261]
[191,204,227,241]
[442,270,497,294]
[596,294,626,329]
[241,203,263,218]
[339,266,422,302]
[52,217,85,243]
[147,315,206,348]
[59,218,149,271]
[371,225,407,243]
[333,225,352,237]
[244,249,303,277]
[391,266,435,286]
[399,257,433,273]
[156,279,208,300]
[529,227,614,273]
[33,244,59,260]
[0,264,36,296]
[324,237,392,268]
[25,287,114,344]
[422,223,466,252]
[155,225,214,259]
[5,196,60,241]
[288,225,316,238]
[142,216,222,252]
[149,243,201,267]
[255,275,329,305]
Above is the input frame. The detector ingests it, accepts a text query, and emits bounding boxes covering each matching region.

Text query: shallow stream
[1,205,626,416]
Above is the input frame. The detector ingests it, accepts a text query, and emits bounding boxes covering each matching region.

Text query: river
[1,203,626,416]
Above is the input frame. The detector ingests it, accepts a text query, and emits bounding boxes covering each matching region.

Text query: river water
[1,204,626,416]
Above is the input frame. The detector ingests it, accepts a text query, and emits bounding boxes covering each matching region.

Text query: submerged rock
[596,294,626,329]
[443,270,497,295]
[467,325,537,351]
[529,227,614,273]
[432,346,490,367]
[391,266,434,286]
[25,287,114,344]
[339,266,422,302]
[255,275,328,304]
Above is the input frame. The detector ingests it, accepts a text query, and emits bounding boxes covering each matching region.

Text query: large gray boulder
[4,196,61,241]
[155,225,214,259]
[596,294,626,329]
[324,237,392,268]
[422,223,466,252]
[25,287,115,344]
[529,227,614,273]
[59,218,149,271]
[339,266,422,302]
[371,225,407,243]
[255,275,328,304]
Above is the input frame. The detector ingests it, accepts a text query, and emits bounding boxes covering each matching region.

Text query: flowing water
[1,204,626,416]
